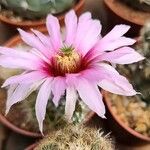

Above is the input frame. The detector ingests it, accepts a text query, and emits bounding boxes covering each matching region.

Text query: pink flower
[0,10,144,133]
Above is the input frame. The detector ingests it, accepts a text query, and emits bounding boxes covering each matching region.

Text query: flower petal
[95,25,135,52]
[0,56,42,70]
[31,29,52,50]
[35,78,52,134]
[18,29,48,57]
[103,24,130,41]
[100,47,145,64]
[79,12,92,22]
[97,63,137,96]
[74,18,102,56]
[76,78,105,118]
[51,77,66,107]
[2,71,48,87]
[6,79,44,115]
[46,15,62,51]
[0,46,40,61]
[31,29,54,58]
[65,87,77,120]
[65,10,77,46]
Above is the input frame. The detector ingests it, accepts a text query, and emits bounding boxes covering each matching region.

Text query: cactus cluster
[0,0,75,19]
[35,125,114,150]
[121,0,150,12]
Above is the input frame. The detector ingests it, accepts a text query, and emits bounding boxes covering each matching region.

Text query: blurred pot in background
[103,0,150,37]
[0,0,85,29]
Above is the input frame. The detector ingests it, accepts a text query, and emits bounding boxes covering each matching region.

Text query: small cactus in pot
[0,0,75,20]
[34,125,114,150]
[120,0,150,12]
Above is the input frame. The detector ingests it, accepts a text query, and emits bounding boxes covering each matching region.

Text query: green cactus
[8,92,89,133]
[121,0,150,12]
[0,0,75,19]
[34,125,114,150]
[134,21,150,104]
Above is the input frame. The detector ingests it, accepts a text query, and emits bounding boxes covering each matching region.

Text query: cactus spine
[35,125,114,150]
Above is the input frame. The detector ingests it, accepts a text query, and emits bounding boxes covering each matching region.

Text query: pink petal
[31,29,55,57]
[65,10,77,46]
[95,25,135,52]
[103,25,130,41]
[2,71,48,87]
[80,67,104,82]
[35,78,52,134]
[97,63,137,96]
[100,47,144,64]
[74,19,101,56]
[46,15,62,51]
[0,47,40,61]
[18,29,49,57]
[6,84,31,114]
[96,36,135,52]
[31,29,52,49]
[65,87,77,120]
[51,77,66,107]
[6,79,46,115]
[76,78,106,118]
[0,56,43,70]
[79,12,92,22]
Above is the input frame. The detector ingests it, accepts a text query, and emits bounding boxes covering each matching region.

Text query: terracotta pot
[103,0,150,37]
[0,0,85,29]
[103,90,150,144]
[0,30,95,137]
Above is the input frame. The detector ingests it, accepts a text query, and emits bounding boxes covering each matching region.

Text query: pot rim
[104,0,150,26]
[0,31,95,137]
[0,0,85,27]
[103,90,150,142]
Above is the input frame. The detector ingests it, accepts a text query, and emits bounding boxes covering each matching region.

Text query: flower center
[52,46,81,76]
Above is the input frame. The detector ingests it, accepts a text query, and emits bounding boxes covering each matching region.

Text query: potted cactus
[0,9,143,139]
[103,0,150,37]
[103,21,150,143]
[25,125,114,150]
[0,31,93,137]
[0,0,85,29]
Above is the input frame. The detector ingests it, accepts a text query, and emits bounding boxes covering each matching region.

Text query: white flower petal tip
[65,115,73,122]
[52,100,59,107]
[1,84,5,88]
[115,24,131,33]
[137,92,142,95]
[39,123,44,136]
[101,115,106,119]
[17,28,25,35]
[5,108,9,116]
